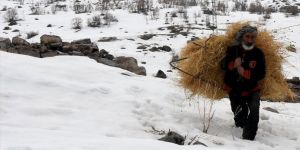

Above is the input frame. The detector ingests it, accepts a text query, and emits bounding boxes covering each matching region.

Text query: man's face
[242,32,257,46]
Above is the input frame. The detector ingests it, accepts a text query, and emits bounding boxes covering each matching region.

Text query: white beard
[242,43,254,50]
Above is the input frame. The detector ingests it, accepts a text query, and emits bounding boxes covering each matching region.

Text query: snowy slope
[1,52,300,150]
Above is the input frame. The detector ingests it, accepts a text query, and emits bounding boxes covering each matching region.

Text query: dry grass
[178,22,294,102]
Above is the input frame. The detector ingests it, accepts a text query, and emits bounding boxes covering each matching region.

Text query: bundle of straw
[178,22,294,101]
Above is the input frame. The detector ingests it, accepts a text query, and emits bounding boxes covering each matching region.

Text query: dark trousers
[229,92,260,140]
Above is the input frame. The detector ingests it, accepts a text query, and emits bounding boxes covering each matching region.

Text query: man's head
[235,25,258,50]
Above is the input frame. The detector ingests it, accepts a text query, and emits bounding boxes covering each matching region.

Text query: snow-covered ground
[1,0,300,149]
[1,51,300,150]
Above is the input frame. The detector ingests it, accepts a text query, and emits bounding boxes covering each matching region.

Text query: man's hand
[234,57,242,68]
[237,66,244,76]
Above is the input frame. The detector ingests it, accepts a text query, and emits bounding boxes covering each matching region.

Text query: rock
[30,43,41,49]
[12,29,19,32]
[286,44,296,52]
[49,42,63,50]
[149,47,159,52]
[61,45,72,53]
[99,49,114,60]
[115,56,146,75]
[98,37,118,42]
[71,38,92,44]
[12,37,30,46]
[47,24,52,27]
[97,58,117,67]
[0,37,11,50]
[158,45,172,52]
[72,44,94,55]
[7,45,40,57]
[137,45,148,49]
[287,77,300,84]
[126,38,135,41]
[155,70,167,79]
[40,34,62,46]
[41,51,59,58]
[158,131,185,145]
[72,51,84,56]
[68,43,98,56]
[3,26,11,30]
[190,36,200,42]
[263,107,279,113]
[139,34,155,40]
[8,20,17,26]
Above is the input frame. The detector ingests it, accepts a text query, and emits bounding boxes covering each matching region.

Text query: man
[221,25,266,140]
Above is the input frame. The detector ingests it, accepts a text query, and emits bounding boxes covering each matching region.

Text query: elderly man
[221,25,266,140]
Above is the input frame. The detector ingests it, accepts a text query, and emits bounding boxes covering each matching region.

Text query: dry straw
[178,22,294,102]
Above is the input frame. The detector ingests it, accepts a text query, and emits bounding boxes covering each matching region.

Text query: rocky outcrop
[1,35,147,76]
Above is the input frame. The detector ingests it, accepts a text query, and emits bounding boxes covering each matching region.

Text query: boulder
[0,37,11,50]
[71,38,92,44]
[155,70,167,79]
[115,56,146,75]
[40,34,62,46]
[12,37,30,46]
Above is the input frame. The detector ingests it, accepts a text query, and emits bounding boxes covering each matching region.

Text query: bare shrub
[199,99,215,133]
[103,13,118,25]
[4,8,19,25]
[248,2,264,14]
[87,15,102,27]
[233,1,247,11]
[150,7,160,20]
[26,31,39,39]
[287,5,299,16]
[30,4,44,15]
[71,17,83,29]
[1,6,7,11]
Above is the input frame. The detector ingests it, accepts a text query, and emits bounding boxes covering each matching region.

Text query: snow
[1,51,300,150]
[1,0,300,149]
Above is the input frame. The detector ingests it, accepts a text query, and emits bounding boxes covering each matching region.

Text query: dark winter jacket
[221,45,266,96]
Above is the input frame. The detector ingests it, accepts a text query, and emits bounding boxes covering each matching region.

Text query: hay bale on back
[178,22,294,102]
